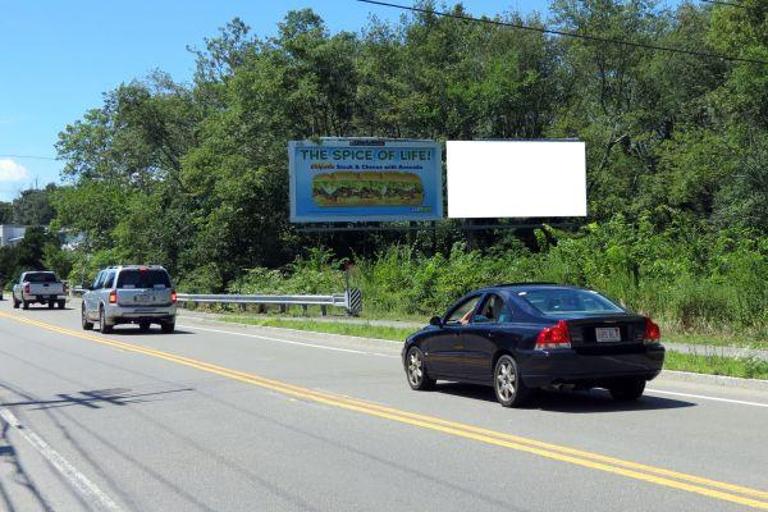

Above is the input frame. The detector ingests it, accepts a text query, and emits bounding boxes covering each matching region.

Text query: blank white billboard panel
[447,140,587,218]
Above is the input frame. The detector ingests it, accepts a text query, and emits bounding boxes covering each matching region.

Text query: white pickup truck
[13,271,67,310]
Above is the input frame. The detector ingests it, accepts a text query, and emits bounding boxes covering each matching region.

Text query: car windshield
[116,269,171,289]
[518,288,624,316]
[25,272,57,283]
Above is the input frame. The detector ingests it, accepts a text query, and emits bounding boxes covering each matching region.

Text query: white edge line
[0,408,123,511]
[178,324,400,359]
[646,389,768,408]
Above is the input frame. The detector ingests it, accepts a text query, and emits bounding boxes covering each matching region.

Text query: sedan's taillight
[536,320,572,350]
[23,283,30,294]
[171,290,177,304]
[643,317,661,343]
[109,290,117,304]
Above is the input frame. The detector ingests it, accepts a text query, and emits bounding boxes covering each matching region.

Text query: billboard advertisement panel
[447,140,587,218]
[289,139,443,223]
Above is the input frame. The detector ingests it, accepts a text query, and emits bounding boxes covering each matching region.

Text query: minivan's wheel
[139,322,151,333]
[22,300,29,310]
[405,347,435,390]
[160,320,175,334]
[99,308,113,334]
[494,355,529,408]
[13,298,19,309]
[608,378,646,401]
[82,305,93,331]
[58,300,66,309]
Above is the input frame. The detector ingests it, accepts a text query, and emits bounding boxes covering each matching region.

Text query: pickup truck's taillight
[535,320,572,350]
[171,290,177,304]
[23,283,30,294]
[644,317,661,343]
[63,283,69,294]
[109,290,117,304]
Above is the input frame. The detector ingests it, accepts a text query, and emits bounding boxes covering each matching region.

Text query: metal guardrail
[70,288,362,316]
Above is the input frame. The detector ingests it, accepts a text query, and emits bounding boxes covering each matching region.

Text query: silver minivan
[82,265,177,333]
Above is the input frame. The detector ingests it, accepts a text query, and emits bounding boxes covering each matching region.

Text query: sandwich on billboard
[446,140,587,218]
[289,138,443,223]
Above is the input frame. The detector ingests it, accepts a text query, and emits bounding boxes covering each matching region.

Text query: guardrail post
[279,304,287,314]
[321,305,327,316]
[302,304,308,315]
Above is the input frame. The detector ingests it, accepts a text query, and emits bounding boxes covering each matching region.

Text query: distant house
[0,225,27,247]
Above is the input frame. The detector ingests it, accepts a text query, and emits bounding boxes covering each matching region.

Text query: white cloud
[0,159,30,182]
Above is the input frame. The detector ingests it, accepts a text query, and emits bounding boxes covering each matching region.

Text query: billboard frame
[289,138,443,223]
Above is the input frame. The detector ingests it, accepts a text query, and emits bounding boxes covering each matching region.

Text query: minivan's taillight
[644,317,661,343]
[171,290,177,304]
[109,290,117,304]
[536,320,572,350]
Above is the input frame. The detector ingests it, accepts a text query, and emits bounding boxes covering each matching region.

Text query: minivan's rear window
[518,288,624,315]
[25,272,57,283]
[116,269,171,289]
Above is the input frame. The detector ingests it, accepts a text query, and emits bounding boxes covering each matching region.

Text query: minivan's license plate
[135,294,150,303]
[595,327,621,343]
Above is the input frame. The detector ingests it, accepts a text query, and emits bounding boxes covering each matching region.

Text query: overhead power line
[700,0,748,8]
[0,154,58,161]
[357,0,768,65]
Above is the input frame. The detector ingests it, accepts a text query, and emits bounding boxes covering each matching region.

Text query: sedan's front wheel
[405,347,435,391]
[494,355,529,408]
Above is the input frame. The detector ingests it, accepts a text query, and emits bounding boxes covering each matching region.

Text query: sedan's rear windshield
[518,288,624,315]
[116,269,171,289]
[25,272,57,283]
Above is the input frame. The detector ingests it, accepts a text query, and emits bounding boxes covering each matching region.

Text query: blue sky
[0,0,681,202]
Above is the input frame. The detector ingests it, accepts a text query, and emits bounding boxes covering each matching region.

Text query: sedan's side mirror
[429,316,442,327]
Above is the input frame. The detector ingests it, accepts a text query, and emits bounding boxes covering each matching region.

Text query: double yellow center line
[2,311,767,510]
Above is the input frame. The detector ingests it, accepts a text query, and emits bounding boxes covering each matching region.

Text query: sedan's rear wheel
[494,355,529,408]
[608,378,645,401]
[13,298,19,309]
[405,347,435,390]
[22,300,29,310]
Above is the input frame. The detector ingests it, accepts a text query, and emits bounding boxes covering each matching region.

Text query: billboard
[446,140,587,218]
[289,139,443,223]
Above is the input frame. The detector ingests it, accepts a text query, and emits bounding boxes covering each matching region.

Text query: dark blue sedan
[402,283,665,407]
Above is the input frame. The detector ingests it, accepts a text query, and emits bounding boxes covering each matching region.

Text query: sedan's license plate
[595,327,621,343]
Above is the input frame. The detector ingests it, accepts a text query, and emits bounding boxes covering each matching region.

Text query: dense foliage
[26,1,768,335]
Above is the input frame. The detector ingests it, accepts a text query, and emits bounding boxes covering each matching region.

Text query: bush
[178,215,768,340]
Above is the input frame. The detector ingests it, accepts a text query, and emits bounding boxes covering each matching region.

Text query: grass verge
[219,316,413,342]
[663,351,768,380]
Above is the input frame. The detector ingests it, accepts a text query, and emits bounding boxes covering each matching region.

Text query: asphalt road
[0,299,766,512]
